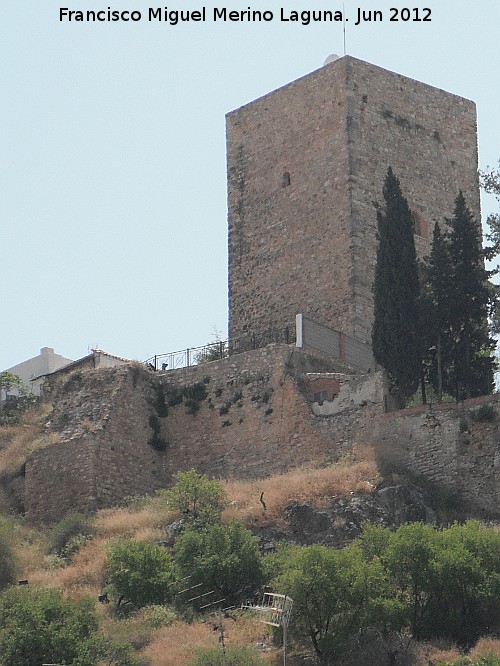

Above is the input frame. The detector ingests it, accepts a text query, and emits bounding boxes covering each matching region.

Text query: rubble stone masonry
[24,354,500,525]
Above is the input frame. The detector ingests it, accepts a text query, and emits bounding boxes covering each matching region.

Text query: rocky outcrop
[256,484,436,550]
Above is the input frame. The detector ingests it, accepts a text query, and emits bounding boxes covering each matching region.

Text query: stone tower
[226,56,481,346]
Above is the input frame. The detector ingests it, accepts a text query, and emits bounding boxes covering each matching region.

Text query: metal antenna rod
[343,3,347,55]
[219,606,227,666]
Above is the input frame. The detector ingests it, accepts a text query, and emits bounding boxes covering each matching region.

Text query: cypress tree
[422,223,454,402]
[446,191,495,399]
[372,167,421,407]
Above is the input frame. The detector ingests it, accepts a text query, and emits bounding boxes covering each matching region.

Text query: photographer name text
[59,6,432,26]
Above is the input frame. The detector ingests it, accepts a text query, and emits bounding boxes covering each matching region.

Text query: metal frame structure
[242,592,293,666]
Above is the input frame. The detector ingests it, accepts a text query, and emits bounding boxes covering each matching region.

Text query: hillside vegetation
[0,409,500,665]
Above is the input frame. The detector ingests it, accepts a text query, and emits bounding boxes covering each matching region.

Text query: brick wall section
[25,436,99,524]
[227,56,481,345]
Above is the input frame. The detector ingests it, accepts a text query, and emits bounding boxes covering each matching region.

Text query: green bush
[174,520,264,606]
[471,403,496,422]
[0,587,101,666]
[99,639,148,666]
[139,604,177,629]
[0,586,144,666]
[188,645,268,666]
[272,541,403,665]
[158,469,227,517]
[0,525,16,591]
[47,512,95,559]
[106,538,178,608]
[270,521,500,662]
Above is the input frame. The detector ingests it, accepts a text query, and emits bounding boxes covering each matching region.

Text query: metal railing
[144,327,294,372]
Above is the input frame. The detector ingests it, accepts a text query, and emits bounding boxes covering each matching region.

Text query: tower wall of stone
[345,58,480,341]
[227,60,352,341]
[227,56,481,345]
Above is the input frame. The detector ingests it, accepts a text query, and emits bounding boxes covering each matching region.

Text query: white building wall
[4,347,73,397]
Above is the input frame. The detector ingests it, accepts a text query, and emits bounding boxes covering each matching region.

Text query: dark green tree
[271,542,404,665]
[106,538,179,608]
[0,524,16,592]
[377,521,500,648]
[380,522,439,640]
[423,521,500,647]
[422,222,454,402]
[481,160,500,263]
[446,192,495,399]
[481,160,500,334]
[372,167,421,406]
[173,519,264,606]
[0,587,101,666]
[158,469,227,520]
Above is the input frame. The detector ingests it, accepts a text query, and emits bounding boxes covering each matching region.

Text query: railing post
[187,348,190,367]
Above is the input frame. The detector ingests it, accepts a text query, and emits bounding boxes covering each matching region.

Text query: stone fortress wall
[24,347,380,524]
[23,350,500,525]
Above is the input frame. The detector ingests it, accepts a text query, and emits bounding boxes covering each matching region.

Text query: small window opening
[282,171,291,188]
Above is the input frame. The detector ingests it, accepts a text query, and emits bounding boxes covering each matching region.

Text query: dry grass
[414,642,463,666]
[27,537,106,599]
[414,638,500,665]
[141,620,218,665]
[95,500,175,540]
[23,500,174,601]
[469,638,500,659]
[0,423,39,473]
[224,447,379,527]
[141,614,277,666]
[0,403,58,474]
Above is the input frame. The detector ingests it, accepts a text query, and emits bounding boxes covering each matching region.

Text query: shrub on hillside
[106,538,178,608]
[471,403,496,422]
[0,586,144,666]
[174,519,264,606]
[139,604,177,629]
[158,469,227,518]
[0,525,16,591]
[47,512,95,559]
[188,645,268,666]
[269,521,500,663]
[0,587,101,666]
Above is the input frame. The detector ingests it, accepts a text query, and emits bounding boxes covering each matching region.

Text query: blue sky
[2,0,499,369]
